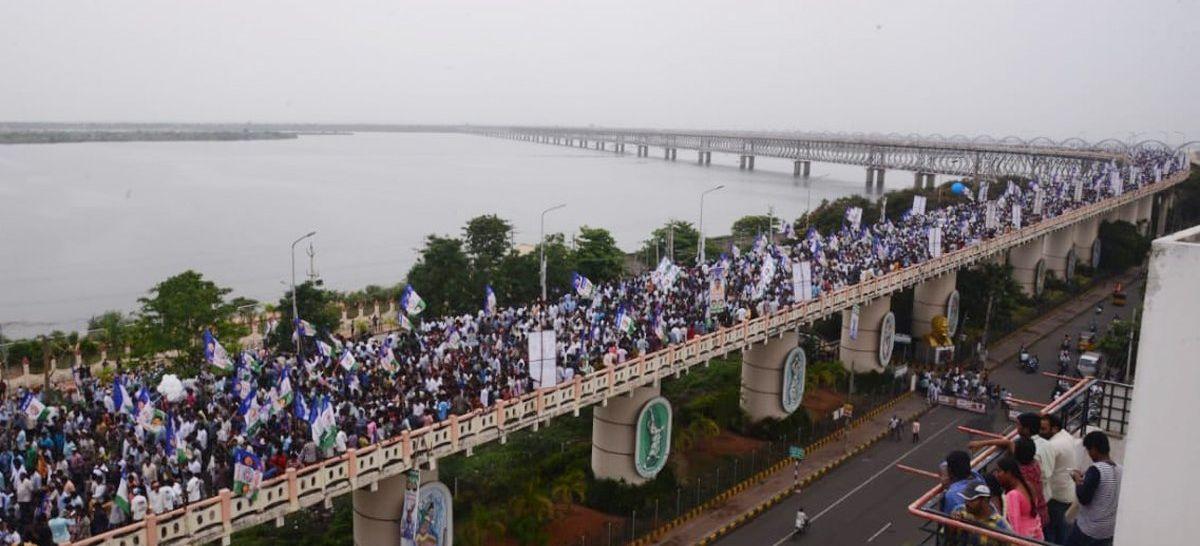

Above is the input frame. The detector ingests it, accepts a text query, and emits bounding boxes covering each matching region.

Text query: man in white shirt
[1041,413,1077,543]
[186,473,204,503]
[131,488,149,521]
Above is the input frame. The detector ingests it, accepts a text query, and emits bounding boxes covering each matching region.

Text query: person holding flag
[484,284,497,315]
[204,328,232,373]
[400,284,426,317]
[572,272,595,300]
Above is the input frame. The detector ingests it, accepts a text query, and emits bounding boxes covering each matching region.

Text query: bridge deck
[77,171,1186,546]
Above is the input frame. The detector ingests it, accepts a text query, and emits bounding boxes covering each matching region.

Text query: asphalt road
[716,280,1143,546]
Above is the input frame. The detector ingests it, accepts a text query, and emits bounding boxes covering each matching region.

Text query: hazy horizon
[2,1,1198,143]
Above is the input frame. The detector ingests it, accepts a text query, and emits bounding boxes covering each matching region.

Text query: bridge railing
[74,171,1186,546]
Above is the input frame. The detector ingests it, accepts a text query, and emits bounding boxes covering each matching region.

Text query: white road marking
[867,521,892,542]
[766,413,963,546]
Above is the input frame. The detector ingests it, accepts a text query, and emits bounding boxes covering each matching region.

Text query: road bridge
[465,125,1128,186]
[77,167,1187,546]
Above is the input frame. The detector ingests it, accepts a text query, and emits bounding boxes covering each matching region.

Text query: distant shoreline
[0,130,299,145]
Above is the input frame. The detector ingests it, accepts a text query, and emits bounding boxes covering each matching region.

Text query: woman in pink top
[994,456,1044,539]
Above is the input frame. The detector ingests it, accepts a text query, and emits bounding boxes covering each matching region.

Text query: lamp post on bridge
[291,230,317,356]
[540,203,567,302]
[697,185,724,264]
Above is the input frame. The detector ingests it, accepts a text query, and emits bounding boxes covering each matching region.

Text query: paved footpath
[648,270,1143,546]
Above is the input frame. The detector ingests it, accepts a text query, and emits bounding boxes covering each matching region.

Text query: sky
[1,0,1198,142]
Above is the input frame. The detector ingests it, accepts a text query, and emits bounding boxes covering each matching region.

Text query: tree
[549,468,587,516]
[88,311,134,368]
[642,220,722,264]
[573,226,625,283]
[1097,317,1139,380]
[269,280,341,353]
[957,262,1025,343]
[405,235,474,316]
[1098,220,1150,273]
[457,505,508,546]
[463,214,514,271]
[507,480,554,545]
[731,215,781,239]
[795,195,877,235]
[137,270,242,366]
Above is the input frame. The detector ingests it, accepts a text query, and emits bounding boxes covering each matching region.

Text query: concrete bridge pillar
[866,168,886,190]
[1043,227,1077,281]
[698,150,706,165]
[704,151,712,165]
[913,172,935,189]
[637,145,648,157]
[741,331,805,421]
[1136,196,1153,235]
[839,296,895,374]
[793,160,812,177]
[912,271,958,344]
[1072,216,1100,268]
[592,385,672,484]
[1119,202,1139,225]
[739,155,756,170]
[1008,236,1047,298]
[353,467,447,545]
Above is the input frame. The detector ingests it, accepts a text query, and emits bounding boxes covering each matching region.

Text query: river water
[0,132,907,338]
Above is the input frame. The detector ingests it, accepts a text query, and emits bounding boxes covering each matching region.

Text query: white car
[1077,351,1103,376]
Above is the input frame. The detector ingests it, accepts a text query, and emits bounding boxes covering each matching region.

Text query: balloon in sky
[951,182,966,195]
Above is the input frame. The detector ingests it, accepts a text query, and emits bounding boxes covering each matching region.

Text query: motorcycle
[1022,355,1040,374]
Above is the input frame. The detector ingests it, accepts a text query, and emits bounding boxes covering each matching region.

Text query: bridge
[75,152,1187,546]
[463,125,1128,185]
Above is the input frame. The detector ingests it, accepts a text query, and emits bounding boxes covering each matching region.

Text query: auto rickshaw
[1078,331,1096,351]
[1112,282,1127,306]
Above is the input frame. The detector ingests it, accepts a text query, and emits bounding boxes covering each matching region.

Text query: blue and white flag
[294,393,310,423]
[20,392,49,422]
[572,273,595,300]
[653,313,668,341]
[338,350,359,372]
[484,284,497,315]
[293,319,317,339]
[112,378,134,415]
[276,367,294,409]
[400,285,426,316]
[239,388,263,436]
[203,329,232,373]
[316,339,333,360]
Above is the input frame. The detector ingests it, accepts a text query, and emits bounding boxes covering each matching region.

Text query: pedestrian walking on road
[912,419,921,443]
[889,415,901,441]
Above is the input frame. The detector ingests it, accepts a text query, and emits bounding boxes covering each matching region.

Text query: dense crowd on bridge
[0,150,1183,544]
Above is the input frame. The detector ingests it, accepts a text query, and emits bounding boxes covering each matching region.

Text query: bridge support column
[617,143,625,154]
[866,167,886,190]
[794,160,812,177]
[592,385,671,485]
[1008,236,1046,298]
[912,272,958,345]
[741,331,803,421]
[914,172,935,189]
[1136,196,1153,236]
[698,151,706,165]
[1120,201,1138,225]
[638,145,648,157]
[1044,227,1075,282]
[740,155,755,170]
[353,467,443,545]
[839,296,894,374]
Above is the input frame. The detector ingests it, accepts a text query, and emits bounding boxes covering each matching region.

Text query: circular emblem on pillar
[634,397,673,479]
[1034,258,1047,298]
[1065,248,1078,282]
[407,481,453,545]
[945,290,960,338]
[1091,238,1102,269]
[781,347,807,414]
[878,312,896,367]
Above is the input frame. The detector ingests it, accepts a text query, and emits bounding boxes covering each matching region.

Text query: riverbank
[0,130,296,144]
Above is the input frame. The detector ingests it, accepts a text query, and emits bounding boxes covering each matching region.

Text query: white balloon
[157,374,185,402]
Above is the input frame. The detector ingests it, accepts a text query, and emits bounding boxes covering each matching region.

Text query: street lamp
[697,185,724,264]
[291,230,317,356]
[803,174,829,229]
[540,204,566,302]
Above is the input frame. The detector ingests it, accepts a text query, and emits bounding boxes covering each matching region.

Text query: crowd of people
[0,150,1181,544]
[941,412,1123,545]
[921,368,1006,405]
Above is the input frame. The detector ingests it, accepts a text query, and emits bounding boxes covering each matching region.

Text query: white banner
[911,195,927,216]
[927,227,943,258]
[849,304,860,340]
[1033,187,1044,215]
[985,202,998,229]
[400,469,421,546]
[708,266,727,313]
[845,207,863,230]
[791,260,813,302]
[1073,178,1084,202]
[977,181,990,202]
[935,394,987,414]
[1012,202,1022,229]
[528,329,557,389]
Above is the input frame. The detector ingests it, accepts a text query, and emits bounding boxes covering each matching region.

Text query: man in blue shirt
[941,450,984,514]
